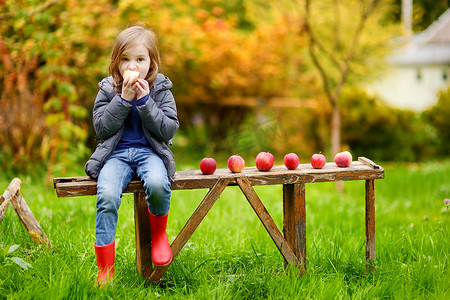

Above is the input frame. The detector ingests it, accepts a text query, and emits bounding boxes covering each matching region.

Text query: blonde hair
[109,25,161,92]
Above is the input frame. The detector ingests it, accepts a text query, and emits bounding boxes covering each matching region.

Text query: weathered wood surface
[283,183,306,272]
[10,191,52,247]
[358,157,381,169]
[149,177,232,282]
[0,178,22,221]
[134,192,152,278]
[237,176,299,266]
[53,157,384,197]
[0,200,6,221]
[365,179,376,272]
[1,178,51,246]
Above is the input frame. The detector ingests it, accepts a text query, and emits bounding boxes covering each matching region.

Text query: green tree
[424,88,450,156]
[390,0,449,31]
[284,0,399,156]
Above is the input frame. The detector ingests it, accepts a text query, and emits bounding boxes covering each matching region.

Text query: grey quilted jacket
[84,74,179,180]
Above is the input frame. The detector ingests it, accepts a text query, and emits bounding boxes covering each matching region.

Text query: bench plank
[53,158,384,197]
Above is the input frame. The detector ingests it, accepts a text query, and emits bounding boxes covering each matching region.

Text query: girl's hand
[121,77,136,101]
[135,79,150,100]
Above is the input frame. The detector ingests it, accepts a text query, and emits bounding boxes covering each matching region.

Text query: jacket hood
[153,73,173,91]
[98,73,173,100]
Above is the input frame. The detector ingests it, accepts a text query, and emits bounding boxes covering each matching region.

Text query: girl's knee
[97,189,121,212]
[145,178,171,216]
[144,176,171,197]
[148,198,170,216]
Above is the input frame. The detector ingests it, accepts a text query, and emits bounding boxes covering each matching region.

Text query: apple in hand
[334,151,352,167]
[284,153,299,170]
[124,70,140,84]
[228,155,245,173]
[200,158,217,175]
[311,153,326,169]
[255,152,274,171]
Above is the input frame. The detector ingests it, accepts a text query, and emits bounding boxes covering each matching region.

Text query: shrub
[340,89,440,161]
[0,1,114,177]
[424,88,450,157]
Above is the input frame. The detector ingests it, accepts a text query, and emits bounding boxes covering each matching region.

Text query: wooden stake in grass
[0,178,51,247]
[0,178,21,221]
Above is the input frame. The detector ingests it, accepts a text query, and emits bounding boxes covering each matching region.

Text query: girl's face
[119,43,151,81]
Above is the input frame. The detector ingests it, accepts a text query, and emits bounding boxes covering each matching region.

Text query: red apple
[124,70,140,84]
[284,153,299,170]
[311,153,326,169]
[334,151,352,167]
[200,157,217,175]
[255,152,274,171]
[227,155,245,173]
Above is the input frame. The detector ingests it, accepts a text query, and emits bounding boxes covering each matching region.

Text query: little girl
[84,25,179,286]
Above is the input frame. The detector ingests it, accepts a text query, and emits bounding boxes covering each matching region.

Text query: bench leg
[283,183,306,274]
[149,177,232,282]
[365,179,376,272]
[134,192,153,278]
[236,176,299,267]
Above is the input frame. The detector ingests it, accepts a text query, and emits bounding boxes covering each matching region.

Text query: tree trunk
[331,102,344,192]
[331,103,341,156]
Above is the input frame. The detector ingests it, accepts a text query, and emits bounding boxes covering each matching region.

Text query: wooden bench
[53,156,384,281]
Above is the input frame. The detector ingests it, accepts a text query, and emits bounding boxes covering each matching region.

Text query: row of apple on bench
[199,151,353,175]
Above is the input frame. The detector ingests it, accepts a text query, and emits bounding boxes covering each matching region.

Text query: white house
[368,9,450,111]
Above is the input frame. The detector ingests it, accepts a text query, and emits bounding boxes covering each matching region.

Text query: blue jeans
[95,148,171,246]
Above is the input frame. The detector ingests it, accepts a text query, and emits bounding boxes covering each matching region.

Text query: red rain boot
[148,209,173,266]
[94,241,115,287]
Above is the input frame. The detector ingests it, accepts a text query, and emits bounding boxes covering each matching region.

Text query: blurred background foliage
[0,0,449,180]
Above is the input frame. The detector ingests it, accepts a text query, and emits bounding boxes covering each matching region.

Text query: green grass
[1,160,449,299]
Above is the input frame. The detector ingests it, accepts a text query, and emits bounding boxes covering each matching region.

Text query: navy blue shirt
[116,95,151,150]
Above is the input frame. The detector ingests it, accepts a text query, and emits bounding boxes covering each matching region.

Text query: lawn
[1,160,449,299]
